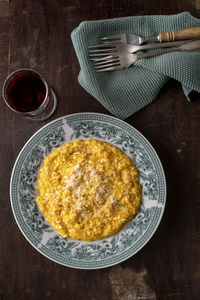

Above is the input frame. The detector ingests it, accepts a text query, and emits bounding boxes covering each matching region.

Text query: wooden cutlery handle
[159,27,200,42]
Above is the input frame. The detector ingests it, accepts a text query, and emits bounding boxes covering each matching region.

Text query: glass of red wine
[2,69,57,121]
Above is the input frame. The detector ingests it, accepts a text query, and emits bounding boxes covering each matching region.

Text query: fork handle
[136,48,178,60]
[136,41,200,60]
[159,27,200,42]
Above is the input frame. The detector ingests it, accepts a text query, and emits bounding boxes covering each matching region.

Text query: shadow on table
[119,140,192,298]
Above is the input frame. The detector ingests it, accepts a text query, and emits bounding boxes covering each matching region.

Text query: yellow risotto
[36,139,141,241]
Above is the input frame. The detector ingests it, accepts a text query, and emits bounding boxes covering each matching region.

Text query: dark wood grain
[0,1,200,299]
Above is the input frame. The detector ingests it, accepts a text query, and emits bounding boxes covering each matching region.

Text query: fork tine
[96,65,123,72]
[88,44,116,48]
[89,48,116,53]
[101,34,122,40]
[90,54,120,60]
[101,41,122,44]
[95,62,121,69]
[89,53,114,57]
[94,58,120,65]
[90,55,114,61]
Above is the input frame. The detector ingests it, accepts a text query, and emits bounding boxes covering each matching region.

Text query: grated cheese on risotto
[36,139,141,241]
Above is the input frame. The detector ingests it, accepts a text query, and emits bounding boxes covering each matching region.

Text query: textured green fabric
[71,12,200,119]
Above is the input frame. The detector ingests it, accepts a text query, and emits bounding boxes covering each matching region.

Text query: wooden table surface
[0,1,200,299]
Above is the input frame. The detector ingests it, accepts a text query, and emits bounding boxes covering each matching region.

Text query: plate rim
[10,112,167,269]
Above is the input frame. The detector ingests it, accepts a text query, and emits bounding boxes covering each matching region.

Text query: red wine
[6,72,46,112]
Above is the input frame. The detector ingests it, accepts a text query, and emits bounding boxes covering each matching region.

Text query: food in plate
[36,139,142,241]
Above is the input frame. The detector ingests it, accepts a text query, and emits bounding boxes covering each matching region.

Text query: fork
[89,40,189,56]
[101,27,200,45]
[91,39,200,72]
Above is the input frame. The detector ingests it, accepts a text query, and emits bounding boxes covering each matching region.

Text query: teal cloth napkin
[71,12,200,119]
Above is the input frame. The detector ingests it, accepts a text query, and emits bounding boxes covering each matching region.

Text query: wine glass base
[26,88,57,122]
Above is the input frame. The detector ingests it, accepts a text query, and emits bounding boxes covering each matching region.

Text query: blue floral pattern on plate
[10,113,166,269]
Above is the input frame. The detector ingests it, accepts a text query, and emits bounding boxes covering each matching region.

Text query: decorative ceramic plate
[10,113,166,269]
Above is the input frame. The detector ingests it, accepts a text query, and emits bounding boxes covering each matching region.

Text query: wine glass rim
[2,68,50,114]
